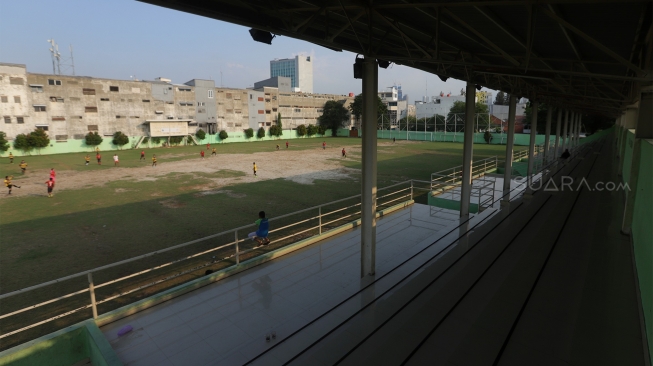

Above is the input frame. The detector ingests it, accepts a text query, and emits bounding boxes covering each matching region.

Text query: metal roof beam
[372,10,432,59]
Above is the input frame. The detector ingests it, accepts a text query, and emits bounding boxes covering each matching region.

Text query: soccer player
[322,141,326,150]
[95,146,100,153]
[113,154,119,166]
[211,148,217,156]
[45,178,55,198]
[4,176,20,195]
[19,160,27,174]
[206,143,210,150]
[8,152,14,164]
[285,141,289,149]
[200,150,205,159]
[253,162,257,176]
[276,144,280,151]
[50,169,56,186]
[140,150,145,161]
[85,154,90,166]
[152,154,157,167]
[342,148,347,158]
[247,211,270,245]
[96,152,102,165]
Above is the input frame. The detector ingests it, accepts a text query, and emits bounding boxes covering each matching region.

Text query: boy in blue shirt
[248,211,270,245]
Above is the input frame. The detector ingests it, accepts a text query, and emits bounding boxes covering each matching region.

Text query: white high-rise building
[270,55,313,93]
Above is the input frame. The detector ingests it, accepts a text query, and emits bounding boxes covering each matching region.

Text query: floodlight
[475,84,482,91]
[249,29,275,45]
[377,59,391,69]
[438,74,448,82]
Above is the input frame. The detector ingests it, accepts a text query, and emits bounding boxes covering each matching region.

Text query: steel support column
[562,110,569,153]
[554,109,562,158]
[460,82,476,218]
[623,85,652,234]
[361,56,378,277]
[527,101,539,186]
[502,95,517,203]
[618,105,639,176]
[543,107,552,162]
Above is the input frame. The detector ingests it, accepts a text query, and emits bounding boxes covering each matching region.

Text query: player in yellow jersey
[211,148,217,156]
[152,154,157,167]
[85,154,90,166]
[253,162,257,176]
[8,152,14,164]
[4,175,20,195]
[19,160,27,174]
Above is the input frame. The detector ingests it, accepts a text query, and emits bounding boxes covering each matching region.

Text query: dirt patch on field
[159,198,185,209]
[194,190,246,198]
[114,188,131,193]
[0,146,362,199]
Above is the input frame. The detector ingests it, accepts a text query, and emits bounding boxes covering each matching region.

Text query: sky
[0,0,476,103]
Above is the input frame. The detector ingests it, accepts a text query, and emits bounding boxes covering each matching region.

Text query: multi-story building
[270,55,313,93]
[414,94,467,119]
[476,91,493,107]
[0,62,353,145]
[378,86,407,129]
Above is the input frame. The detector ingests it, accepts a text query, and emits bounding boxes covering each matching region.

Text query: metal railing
[0,181,416,347]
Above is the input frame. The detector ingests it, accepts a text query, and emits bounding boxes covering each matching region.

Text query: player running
[4,176,20,195]
[211,148,217,156]
[276,144,280,151]
[45,178,55,198]
[8,152,14,164]
[140,150,146,161]
[200,150,205,159]
[19,160,27,174]
[113,154,120,166]
[342,148,347,158]
[322,141,326,150]
[286,141,289,149]
[152,154,157,167]
[253,162,257,176]
[85,154,90,166]
[96,152,102,165]
[50,169,56,186]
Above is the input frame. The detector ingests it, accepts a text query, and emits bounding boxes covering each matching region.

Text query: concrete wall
[254,76,291,93]
[185,79,217,132]
[415,95,465,119]
[247,90,266,129]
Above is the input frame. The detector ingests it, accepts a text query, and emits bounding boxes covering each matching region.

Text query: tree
[348,93,389,122]
[0,132,9,152]
[269,125,282,137]
[257,127,266,139]
[277,112,283,130]
[28,128,50,153]
[523,101,549,134]
[296,124,307,137]
[446,101,491,132]
[13,134,32,154]
[169,136,183,145]
[307,124,318,137]
[219,130,228,141]
[112,131,129,148]
[196,129,206,141]
[244,128,254,139]
[85,132,103,147]
[317,125,326,136]
[494,91,507,105]
[319,100,349,137]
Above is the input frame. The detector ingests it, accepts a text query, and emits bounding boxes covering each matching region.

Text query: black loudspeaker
[377,59,391,69]
[249,29,274,45]
[354,58,364,79]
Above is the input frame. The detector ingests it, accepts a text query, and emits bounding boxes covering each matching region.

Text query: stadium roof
[138,0,652,117]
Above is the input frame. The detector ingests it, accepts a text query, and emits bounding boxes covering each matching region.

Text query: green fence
[376,130,558,147]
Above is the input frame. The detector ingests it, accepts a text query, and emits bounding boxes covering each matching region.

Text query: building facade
[254,76,291,93]
[0,63,353,143]
[270,55,313,93]
[415,94,467,119]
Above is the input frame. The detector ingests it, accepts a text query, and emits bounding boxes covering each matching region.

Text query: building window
[88,125,99,131]
[116,115,122,119]
[9,77,24,85]
[48,79,62,86]
[4,116,10,124]
[100,98,110,101]
[294,108,301,113]
[17,117,24,124]
[14,96,21,103]
[258,110,264,114]
[34,105,46,112]
[250,94,252,100]
[266,110,271,114]
[110,86,119,92]
[30,85,44,93]
[50,96,65,102]
[163,88,167,94]
[226,93,232,99]
[208,90,214,98]
[82,88,95,95]
[85,106,98,113]
[142,99,150,102]
[258,97,264,102]
[197,102,205,107]
[52,116,65,121]
[0,96,7,103]
[37,126,49,131]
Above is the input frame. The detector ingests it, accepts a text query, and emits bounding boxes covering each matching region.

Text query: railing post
[235,231,239,265]
[88,272,98,319]
[318,206,322,235]
[410,180,414,200]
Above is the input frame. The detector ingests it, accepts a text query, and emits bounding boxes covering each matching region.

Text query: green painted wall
[622,130,635,184]
[428,195,479,213]
[0,128,352,158]
[376,130,557,147]
[0,320,122,366]
[632,139,653,363]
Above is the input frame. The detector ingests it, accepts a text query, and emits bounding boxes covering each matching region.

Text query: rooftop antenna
[220,69,223,87]
[47,39,76,75]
